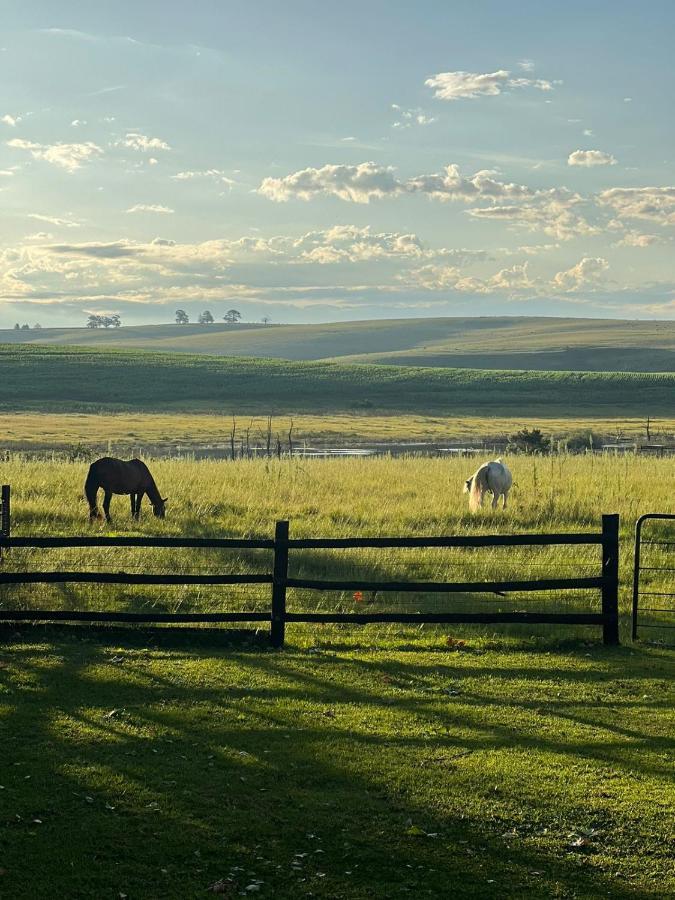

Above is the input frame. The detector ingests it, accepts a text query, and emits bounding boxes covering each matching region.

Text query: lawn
[0,634,672,898]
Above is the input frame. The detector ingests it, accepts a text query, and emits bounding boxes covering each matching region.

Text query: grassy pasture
[2,315,674,371]
[2,411,673,453]
[1,454,673,633]
[1,455,673,898]
[1,344,674,418]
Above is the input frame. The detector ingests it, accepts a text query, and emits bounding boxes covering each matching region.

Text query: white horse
[463,459,512,512]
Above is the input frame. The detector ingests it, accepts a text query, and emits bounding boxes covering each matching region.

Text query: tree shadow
[0,635,671,897]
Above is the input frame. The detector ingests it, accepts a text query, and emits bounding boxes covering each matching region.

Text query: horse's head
[463,477,473,494]
[153,497,168,518]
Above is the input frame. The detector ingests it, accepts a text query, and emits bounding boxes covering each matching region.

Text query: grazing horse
[464,459,512,512]
[85,457,167,523]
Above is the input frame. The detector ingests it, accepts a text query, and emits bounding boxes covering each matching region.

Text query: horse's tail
[468,466,488,512]
[84,466,101,519]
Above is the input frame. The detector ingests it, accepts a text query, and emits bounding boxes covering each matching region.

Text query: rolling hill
[1,344,673,418]
[1,316,673,372]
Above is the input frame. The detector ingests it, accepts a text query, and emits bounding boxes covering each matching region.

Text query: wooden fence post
[271,520,289,648]
[601,513,620,645]
[0,485,10,564]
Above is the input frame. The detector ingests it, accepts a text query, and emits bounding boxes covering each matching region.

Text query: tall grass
[1,454,673,640]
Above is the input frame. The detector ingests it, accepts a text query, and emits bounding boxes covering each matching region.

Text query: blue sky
[1,1,674,326]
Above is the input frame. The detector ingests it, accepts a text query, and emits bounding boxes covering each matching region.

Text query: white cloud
[126,204,174,214]
[171,169,235,186]
[406,164,532,202]
[405,261,532,295]
[614,231,659,248]
[553,257,609,291]
[70,119,87,127]
[518,59,535,72]
[258,161,401,203]
[258,161,532,204]
[117,132,171,152]
[568,149,617,167]
[0,225,492,308]
[27,213,81,228]
[598,186,675,225]
[425,69,554,101]
[7,138,103,171]
[2,114,20,127]
[391,105,437,128]
[467,188,596,241]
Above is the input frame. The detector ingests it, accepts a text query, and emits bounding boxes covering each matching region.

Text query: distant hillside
[1,344,673,417]
[1,316,673,372]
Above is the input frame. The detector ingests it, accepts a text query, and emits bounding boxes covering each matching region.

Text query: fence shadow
[0,635,669,897]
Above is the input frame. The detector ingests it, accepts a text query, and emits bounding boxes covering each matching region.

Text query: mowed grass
[0,455,674,898]
[1,344,674,417]
[0,637,672,899]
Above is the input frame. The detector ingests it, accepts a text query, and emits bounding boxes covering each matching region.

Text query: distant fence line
[0,484,620,646]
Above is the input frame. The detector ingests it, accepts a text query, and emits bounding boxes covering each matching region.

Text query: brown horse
[85,457,167,522]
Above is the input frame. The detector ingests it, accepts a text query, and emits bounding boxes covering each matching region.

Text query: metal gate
[632,513,675,641]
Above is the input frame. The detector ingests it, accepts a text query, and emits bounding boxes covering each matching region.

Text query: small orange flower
[446,636,466,650]
[353,591,364,603]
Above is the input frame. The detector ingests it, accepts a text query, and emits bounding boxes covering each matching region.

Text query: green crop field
[2,316,674,371]
[0,454,673,898]
[1,345,674,419]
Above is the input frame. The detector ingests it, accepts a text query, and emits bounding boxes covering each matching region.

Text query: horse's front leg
[102,491,113,523]
[502,491,509,510]
[89,490,101,522]
[131,493,143,519]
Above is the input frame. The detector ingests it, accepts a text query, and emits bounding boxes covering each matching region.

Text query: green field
[2,454,673,629]
[2,316,674,371]
[0,454,674,898]
[1,345,673,419]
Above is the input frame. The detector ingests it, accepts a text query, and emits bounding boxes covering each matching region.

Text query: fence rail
[632,513,675,641]
[0,484,620,646]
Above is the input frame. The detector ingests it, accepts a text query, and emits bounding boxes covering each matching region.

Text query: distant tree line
[86,314,122,329]
[14,322,42,330]
[175,309,272,325]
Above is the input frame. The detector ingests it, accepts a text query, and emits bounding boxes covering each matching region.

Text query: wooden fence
[0,485,620,646]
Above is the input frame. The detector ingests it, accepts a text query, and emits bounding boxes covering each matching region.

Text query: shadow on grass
[0,632,672,898]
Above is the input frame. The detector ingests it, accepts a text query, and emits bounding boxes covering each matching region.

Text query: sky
[1,0,674,327]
